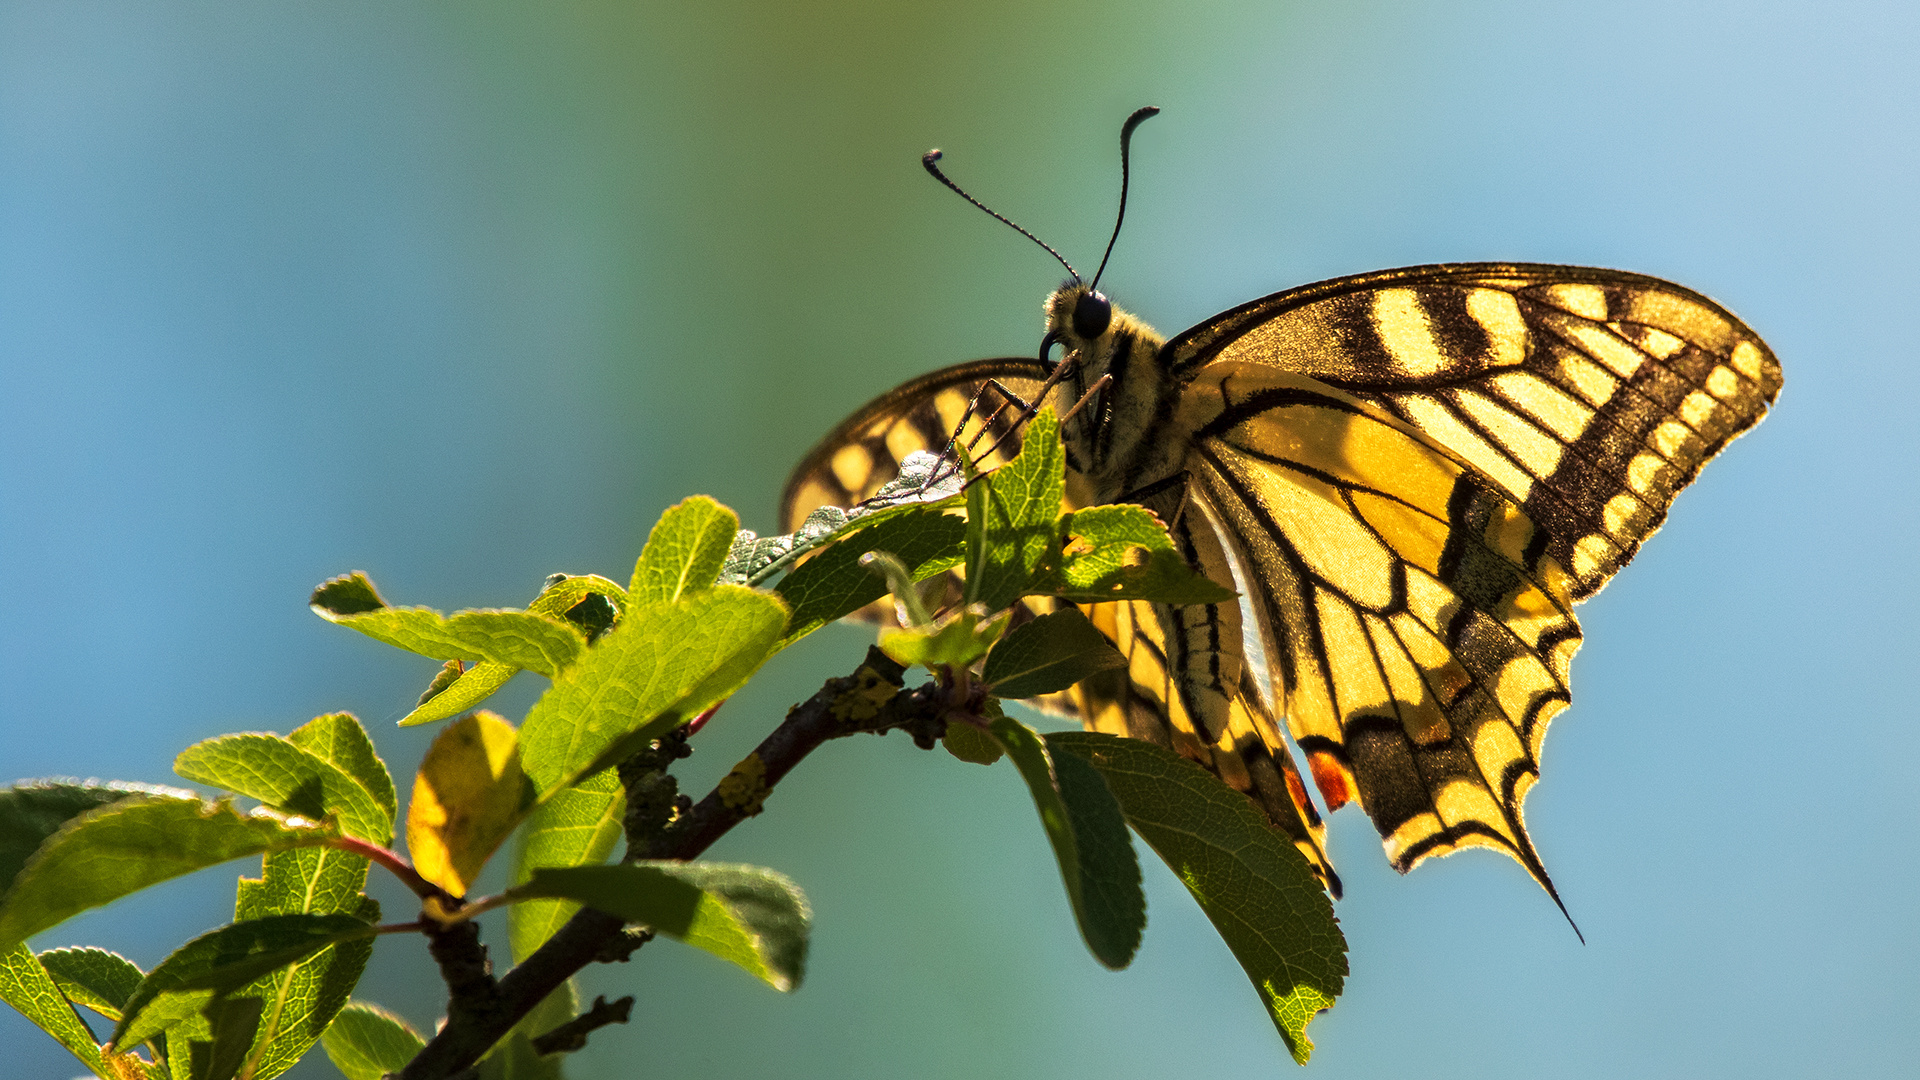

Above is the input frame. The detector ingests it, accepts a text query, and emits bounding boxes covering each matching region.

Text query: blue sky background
[2,2,1914,1077]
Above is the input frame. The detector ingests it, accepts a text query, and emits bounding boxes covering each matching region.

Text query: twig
[529,995,635,1055]
[396,647,950,1078]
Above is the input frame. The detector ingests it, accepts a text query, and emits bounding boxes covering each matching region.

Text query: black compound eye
[1072,290,1112,341]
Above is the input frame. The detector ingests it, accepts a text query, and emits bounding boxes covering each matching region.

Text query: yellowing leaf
[408,712,536,897]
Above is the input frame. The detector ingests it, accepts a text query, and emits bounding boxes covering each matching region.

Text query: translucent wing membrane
[1183,365,1580,896]
[779,359,1053,531]
[1167,264,1783,599]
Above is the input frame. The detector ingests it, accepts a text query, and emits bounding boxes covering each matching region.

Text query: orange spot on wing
[1309,751,1352,812]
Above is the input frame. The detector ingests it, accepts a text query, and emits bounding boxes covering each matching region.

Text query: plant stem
[328,835,451,904]
[396,647,947,1079]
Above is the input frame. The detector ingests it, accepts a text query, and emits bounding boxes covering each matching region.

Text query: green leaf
[0,794,334,954]
[406,712,536,897]
[0,942,122,1076]
[877,604,1009,672]
[508,769,625,963]
[773,507,967,645]
[1035,504,1237,604]
[1046,732,1346,1063]
[981,608,1125,698]
[512,862,810,991]
[158,994,262,1080]
[286,713,397,828]
[986,716,1143,969]
[629,496,739,606]
[175,733,392,845]
[529,573,630,619]
[476,981,576,1080]
[321,1002,425,1080]
[0,780,151,895]
[110,914,378,1050]
[230,844,379,1080]
[313,604,588,680]
[519,585,787,795]
[400,660,517,727]
[968,406,1066,611]
[941,718,1004,766]
[309,572,385,615]
[38,946,145,1019]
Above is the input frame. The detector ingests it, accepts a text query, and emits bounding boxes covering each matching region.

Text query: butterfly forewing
[1165,264,1782,599]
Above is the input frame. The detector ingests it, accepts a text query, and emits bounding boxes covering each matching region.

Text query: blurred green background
[3,1,1914,1077]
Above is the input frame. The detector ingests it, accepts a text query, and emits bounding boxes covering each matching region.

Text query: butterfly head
[1044,280,1161,370]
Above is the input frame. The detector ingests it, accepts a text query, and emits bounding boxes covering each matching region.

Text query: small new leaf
[986,716,1143,970]
[529,574,630,619]
[981,608,1125,698]
[401,660,516,728]
[0,793,334,954]
[408,711,537,897]
[1047,732,1346,1064]
[321,1002,426,1080]
[629,496,739,606]
[512,862,810,991]
[110,913,378,1050]
[877,604,1009,672]
[1034,505,1236,605]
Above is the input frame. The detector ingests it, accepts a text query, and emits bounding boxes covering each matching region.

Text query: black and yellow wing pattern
[780,263,1781,907]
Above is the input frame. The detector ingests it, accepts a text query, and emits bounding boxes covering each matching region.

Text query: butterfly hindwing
[779,358,1053,530]
[1181,364,1579,892]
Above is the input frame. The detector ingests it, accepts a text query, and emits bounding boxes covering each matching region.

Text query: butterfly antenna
[923,149,1079,280]
[1088,105,1159,292]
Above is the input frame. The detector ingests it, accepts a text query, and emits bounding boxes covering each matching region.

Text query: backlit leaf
[508,769,625,963]
[37,945,144,1020]
[408,712,536,897]
[773,507,966,645]
[629,496,739,606]
[321,1001,425,1080]
[110,913,377,1050]
[967,406,1065,611]
[519,585,786,795]
[1035,504,1236,605]
[285,713,397,828]
[0,795,334,954]
[175,733,391,845]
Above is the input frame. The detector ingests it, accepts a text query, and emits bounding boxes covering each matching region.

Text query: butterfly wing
[1166,263,1783,599]
[779,358,1056,530]
[1179,364,1583,896]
